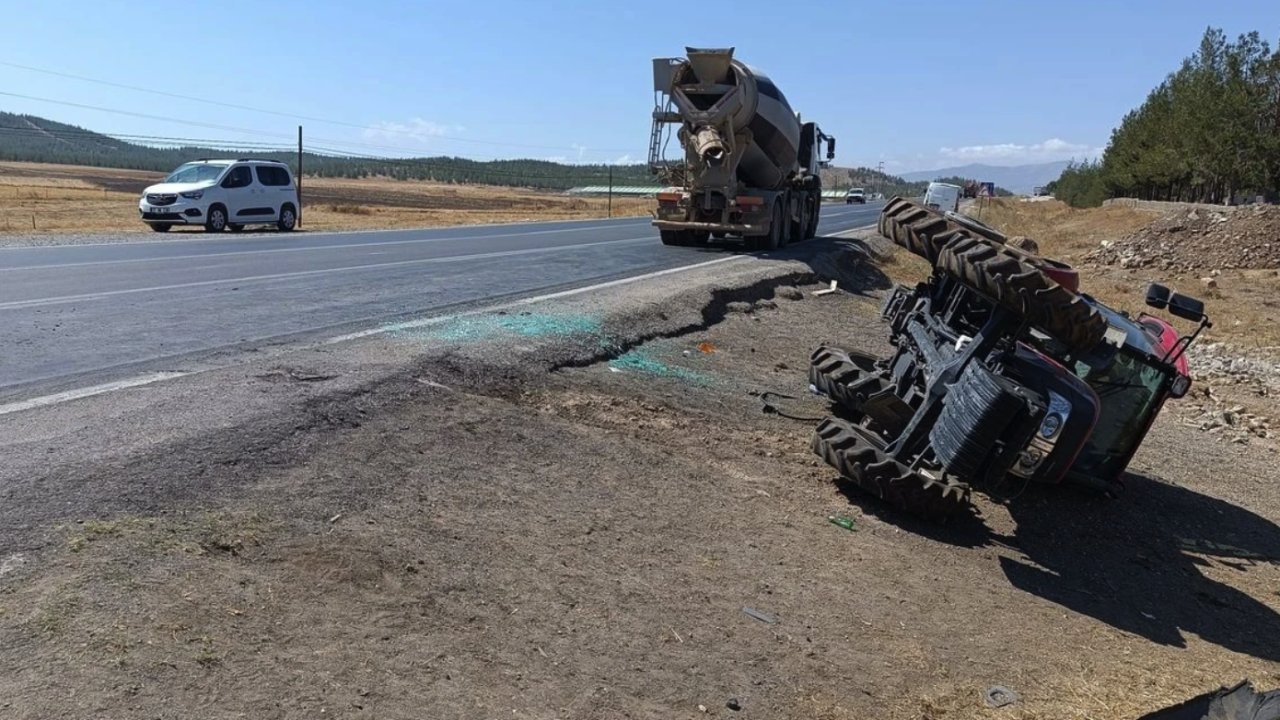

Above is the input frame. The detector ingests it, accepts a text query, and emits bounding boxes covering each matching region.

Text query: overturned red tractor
[810,198,1210,519]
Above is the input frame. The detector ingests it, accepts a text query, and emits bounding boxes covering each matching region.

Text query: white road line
[0,219,653,272]
[0,236,652,310]
[324,255,743,344]
[0,372,187,416]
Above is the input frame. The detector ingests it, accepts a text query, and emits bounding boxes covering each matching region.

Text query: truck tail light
[735,196,764,207]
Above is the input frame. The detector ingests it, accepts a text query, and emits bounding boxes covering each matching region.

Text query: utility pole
[297,125,303,228]
[607,165,613,219]
[877,160,885,199]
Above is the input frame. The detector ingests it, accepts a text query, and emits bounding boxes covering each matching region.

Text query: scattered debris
[258,368,339,383]
[609,350,711,385]
[984,686,1020,708]
[697,341,717,354]
[726,698,742,712]
[828,515,857,532]
[812,280,839,296]
[742,607,777,624]
[775,285,804,301]
[328,513,343,524]
[0,553,27,578]
[1137,679,1280,720]
[1177,537,1274,562]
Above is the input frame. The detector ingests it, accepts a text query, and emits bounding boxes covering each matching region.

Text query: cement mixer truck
[648,47,835,250]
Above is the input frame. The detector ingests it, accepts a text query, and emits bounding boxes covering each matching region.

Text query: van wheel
[150,223,172,233]
[205,205,228,233]
[277,204,297,232]
[229,224,245,233]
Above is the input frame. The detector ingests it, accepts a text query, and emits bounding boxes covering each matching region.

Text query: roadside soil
[0,161,648,242]
[1,235,1277,719]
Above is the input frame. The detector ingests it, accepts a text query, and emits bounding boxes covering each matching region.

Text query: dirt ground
[0,161,649,238]
[0,236,1277,719]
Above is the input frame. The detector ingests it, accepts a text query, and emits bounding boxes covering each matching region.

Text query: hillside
[900,161,1070,194]
[829,166,1012,198]
[0,112,652,190]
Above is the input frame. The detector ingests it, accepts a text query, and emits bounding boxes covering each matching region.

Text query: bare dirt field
[0,161,649,238]
[0,236,1277,719]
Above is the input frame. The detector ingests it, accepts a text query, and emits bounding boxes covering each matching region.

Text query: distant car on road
[923,181,961,212]
[140,159,299,233]
[845,188,866,204]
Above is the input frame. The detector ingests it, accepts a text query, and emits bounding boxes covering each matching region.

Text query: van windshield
[164,163,225,184]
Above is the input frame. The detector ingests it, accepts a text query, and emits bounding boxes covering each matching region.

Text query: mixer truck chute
[648,47,835,250]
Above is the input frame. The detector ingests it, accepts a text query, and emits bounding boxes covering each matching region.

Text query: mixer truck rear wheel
[660,230,691,246]
[747,203,783,251]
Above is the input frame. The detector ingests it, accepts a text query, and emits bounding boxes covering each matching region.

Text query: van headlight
[180,190,204,199]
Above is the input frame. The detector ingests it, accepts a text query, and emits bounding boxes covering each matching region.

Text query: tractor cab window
[1071,351,1168,478]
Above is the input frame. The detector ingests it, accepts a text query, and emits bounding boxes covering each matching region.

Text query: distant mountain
[899,161,1071,194]
[0,112,652,189]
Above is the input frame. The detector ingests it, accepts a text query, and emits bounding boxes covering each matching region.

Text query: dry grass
[969,197,1157,262]
[0,161,650,237]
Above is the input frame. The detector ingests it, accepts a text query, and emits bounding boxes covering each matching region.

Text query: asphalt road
[0,202,883,400]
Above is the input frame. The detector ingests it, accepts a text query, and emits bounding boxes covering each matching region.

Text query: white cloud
[612,153,633,165]
[570,143,587,162]
[937,138,1102,164]
[541,155,569,164]
[362,118,465,148]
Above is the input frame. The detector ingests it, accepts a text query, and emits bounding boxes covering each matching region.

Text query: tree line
[0,112,653,190]
[1051,27,1280,207]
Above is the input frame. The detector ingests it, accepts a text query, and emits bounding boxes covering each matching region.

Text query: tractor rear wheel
[937,232,1106,352]
[813,417,970,520]
[878,197,956,262]
[809,346,882,418]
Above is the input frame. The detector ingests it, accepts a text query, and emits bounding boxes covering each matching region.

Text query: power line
[0,60,638,153]
[0,90,297,140]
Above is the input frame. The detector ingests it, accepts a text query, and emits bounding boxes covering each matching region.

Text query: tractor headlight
[1039,413,1063,439]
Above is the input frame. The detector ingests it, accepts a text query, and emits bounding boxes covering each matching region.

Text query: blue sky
[1,0,1277,172]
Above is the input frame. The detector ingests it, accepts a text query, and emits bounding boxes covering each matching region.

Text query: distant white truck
[923,181,961,212]
[845,187,866,204]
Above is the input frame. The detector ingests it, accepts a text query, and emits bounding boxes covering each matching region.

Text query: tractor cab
[1066,286,1209,489]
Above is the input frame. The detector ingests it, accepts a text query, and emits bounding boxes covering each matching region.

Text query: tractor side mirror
[1167,292,1206,322]
[1169,374,1192,399]
[1145,283,1170,310]
[826,137,836,160]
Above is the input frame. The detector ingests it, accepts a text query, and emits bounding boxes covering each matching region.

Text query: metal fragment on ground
[985,685,1019,708]
[742,607,777,624]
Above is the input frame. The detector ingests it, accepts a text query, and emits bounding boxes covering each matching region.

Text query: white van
[139,159,299,233]
[923,182,961,213]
